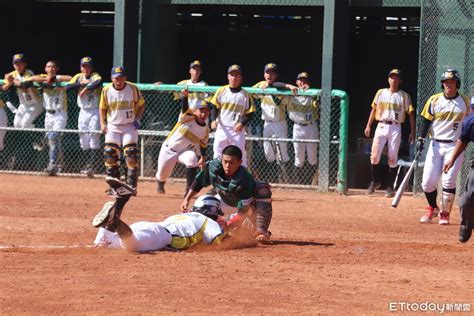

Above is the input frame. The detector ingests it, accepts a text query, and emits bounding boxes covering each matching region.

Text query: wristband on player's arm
[418,117,432,139]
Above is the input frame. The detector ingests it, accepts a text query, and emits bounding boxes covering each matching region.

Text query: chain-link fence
[414,0,473,195]
[0,81,348,192]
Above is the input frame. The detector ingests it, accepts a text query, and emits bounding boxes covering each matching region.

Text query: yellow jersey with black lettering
[69,72,102,109]
[207,85,255,127]
[160,212,226,250]
[165,109,210,152]
[371,88,414,123]
[7,69,41,106]
[287,95,319,124]
[99,82,145,125]
[252,81,286,122]
[174,79,208,110]
[38,74,67,111]
[420,92,470,141]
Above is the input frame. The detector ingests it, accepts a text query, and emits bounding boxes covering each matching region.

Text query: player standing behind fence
[99,66,145,192]
[0,100,6,158]
[417,69,470,225]
[66,57,103,177]
[207,64,255,167]
[252,63,296,166]
[364,69,415,197]
[155,89,210,195]
[286,72,320,183]
[30,61,72,176]
[2,54,43,128]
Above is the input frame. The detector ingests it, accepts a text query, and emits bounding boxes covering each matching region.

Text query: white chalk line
[0,244,96,250]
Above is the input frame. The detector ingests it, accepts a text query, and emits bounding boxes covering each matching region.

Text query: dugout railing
[0,82,348,193]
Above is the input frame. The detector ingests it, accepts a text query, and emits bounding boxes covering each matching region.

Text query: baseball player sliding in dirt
[155,89,210,195]
[417,69,470,225]
[181,145,273,242]
[364,69,415,197]
[92,177,226,252]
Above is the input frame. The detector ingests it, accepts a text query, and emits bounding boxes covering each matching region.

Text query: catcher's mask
[192,195,224,221]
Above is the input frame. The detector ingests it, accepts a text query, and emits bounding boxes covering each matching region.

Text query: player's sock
[424,190,438,208]
[185,167,198,192]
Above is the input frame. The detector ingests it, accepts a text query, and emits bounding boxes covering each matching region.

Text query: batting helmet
[440,69,461,89]
[192,195,224,221]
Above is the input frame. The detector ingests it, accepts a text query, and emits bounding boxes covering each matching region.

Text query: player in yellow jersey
[99,66,145,192]
[30,60,72,175]
[155,89,210,195]
[207,64,255,167]
[2,54,43,128]
[417,69,470,225]
[66,57,103,177]
[364,69,415,197]
[0,100,6,157]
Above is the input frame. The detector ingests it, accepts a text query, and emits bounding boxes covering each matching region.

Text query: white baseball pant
[78,108,101,150]
[263,120,289,163]
[0,107,7,151]
[44,110,67,130]
[370,122,401,168]
[293,122,319,168]
[213,124,247,167]
[13,103,43,128]
[105,123,138,147]
[422,140,464,192]
[156,144,199,182]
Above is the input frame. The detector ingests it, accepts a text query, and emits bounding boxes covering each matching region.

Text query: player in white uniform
[67,57,103,177]
[0,100,7,156]
[364,69,415,197]
[287,72,320,183]
[2,54,43,128]
[92,177,226,252]
[208,64,255,167]
[30,61,72,176]
[156,89,210,195]
[417,69,470,225]
[99,66,145,191]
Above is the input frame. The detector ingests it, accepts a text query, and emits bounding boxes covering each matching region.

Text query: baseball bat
[391,150,421,208]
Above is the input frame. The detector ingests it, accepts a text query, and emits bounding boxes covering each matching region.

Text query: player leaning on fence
[99,66,145,192]
[364,69,415,198]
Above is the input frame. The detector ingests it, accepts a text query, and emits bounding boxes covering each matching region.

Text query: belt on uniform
[434,139,454,143]
[46,109,60,114]
[380,120,398,125]
[295,122,313,127]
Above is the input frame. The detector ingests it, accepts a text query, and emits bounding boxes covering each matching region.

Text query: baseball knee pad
[124,143,139,169]
[254,181,272,201]
[104,143,120,167]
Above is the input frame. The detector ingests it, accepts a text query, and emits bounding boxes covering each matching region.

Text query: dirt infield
[1,174,473,314]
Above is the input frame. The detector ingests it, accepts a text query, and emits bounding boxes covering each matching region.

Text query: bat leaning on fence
[391,150,422,208]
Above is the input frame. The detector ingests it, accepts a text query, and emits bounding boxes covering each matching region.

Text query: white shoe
[92,201,116,227]
[439,211,450,225]
[420,206,439,223]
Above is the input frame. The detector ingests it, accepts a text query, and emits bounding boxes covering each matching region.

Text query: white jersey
[7,70,41,106]
[253,81,286,122]
[37,74,68,111]
[287,95,319,124]
[99,82,145,126]
[93,212,225,251]
[208,85,255,127]
[371,88,413,123]
[175,79,208,111]
[69,72,102,109]
[165,110,209,153]
[420,92,470,141]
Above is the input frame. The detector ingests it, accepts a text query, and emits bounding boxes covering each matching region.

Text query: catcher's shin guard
[441,190,455,214]
[124,144,139,188]
[126,168,138,189]
[104,143,121,178]
[254,182,273,234]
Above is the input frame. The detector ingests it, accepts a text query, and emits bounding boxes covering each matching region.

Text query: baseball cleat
[419,206,439,223]
[255,231,272,242]
[366,182,381,195]
[459,220,472,243]
[157,181,165,194]
[45,164,58,176]
[92,201,116,227]
[385,187,395,198]
[438,211,450,225]
[105,176,136,198]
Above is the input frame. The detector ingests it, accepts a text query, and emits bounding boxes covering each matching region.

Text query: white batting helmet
[192,195,224,221]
